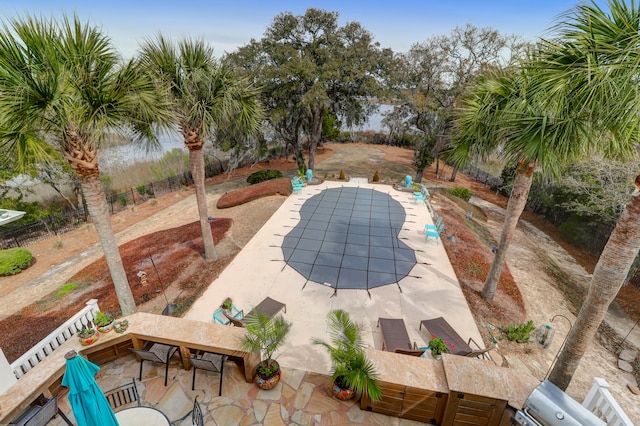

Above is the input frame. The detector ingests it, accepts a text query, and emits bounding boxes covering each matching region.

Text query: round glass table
[114,406,170,425]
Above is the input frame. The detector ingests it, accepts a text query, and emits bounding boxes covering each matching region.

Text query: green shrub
[246,169,284,185]
[446,187,472,202]
[56,283,78,298]
[372,170,380,182]
[503,320,535,343]
[0,248,33,276]
[136,184,148,196]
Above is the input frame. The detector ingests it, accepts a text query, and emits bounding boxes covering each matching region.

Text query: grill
[515,380,606,426]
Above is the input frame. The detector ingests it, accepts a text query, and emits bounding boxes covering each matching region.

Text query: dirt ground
[2,142,639,421]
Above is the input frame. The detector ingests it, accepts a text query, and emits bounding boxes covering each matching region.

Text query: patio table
[420,317,472,356]
[115,406,170,425]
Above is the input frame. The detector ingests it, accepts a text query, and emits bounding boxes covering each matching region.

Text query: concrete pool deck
[185,181,484,375]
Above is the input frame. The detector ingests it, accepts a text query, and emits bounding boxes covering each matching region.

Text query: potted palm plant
[312,310,382,401]
[240,314,292,390]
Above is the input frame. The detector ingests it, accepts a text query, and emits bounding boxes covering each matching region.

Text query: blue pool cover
[282,187,417,291]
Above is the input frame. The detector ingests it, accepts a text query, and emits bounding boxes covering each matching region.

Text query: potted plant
[312,310,382,402]
[93,311,115,333]
[78,321,99,346]
[240,313,292,390]
[114,319,129,334]
[221,297,233,313]
[428,335,450,359]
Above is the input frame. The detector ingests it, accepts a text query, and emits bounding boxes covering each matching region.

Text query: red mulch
[438,193,525,329]
[0,219,231,363]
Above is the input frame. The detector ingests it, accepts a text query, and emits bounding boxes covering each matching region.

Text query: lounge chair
[465,337,494,361]
[224,297,287,327]
[377,318,422,355]
[419,317,472,356]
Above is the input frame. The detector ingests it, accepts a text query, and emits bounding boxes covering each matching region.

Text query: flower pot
[255,360,281,390]
[114,320,129,334]
[78,331,99,346]
[430,350,442,360]
[96,320,115,334]
[331,380,355,401]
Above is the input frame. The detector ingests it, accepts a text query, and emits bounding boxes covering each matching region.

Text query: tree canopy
[229,8,392,172]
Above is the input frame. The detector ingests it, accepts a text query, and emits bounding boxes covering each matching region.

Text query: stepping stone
[618,359,634,373]
[155,381,192,420]
[619,349,638,363]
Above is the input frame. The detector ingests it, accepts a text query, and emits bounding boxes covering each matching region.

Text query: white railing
[583,377,633,426]
[9,299,100,379]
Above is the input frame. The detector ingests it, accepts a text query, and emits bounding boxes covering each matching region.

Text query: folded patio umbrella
[62,350,119,426]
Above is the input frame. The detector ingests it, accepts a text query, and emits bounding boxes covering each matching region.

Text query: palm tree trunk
[549,179,640,390]
[415,169,424,183]
[80,175,136,315]
[190,147,218,262]
[481,161,534,299]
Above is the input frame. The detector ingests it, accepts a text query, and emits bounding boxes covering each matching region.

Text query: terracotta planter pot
[255,361,281,390]
[331,381,355,401]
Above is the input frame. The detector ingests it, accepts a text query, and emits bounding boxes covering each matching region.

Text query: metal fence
[461,164,503,191]
[0,173,193,249]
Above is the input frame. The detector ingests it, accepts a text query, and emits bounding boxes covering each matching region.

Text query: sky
[0,1,609,59]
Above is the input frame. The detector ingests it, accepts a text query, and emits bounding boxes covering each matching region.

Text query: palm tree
[311,310,382,401]
[530,0,640,390]
[139,36,262,262]
[0,16,172,316]
[451,66,592,300]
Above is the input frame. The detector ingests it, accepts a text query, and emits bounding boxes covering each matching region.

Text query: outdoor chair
[224,296,287,327]
[171,396,204,426]
[104,377,140,411]
[291,176,304,192]
[377,318,419,354]
[9,395,72,426]
[412,184,426,196]
[425,216,443,233]
[420,317,472,356]
[130,342,179,386]
[189,350,227,395]
[425,222,444,244]
[465,337,494,361]
[414,186,429,204]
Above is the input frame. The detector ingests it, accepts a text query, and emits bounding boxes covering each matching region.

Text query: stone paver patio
[50,353,423,425]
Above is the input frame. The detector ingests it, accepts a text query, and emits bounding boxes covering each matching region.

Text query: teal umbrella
[62,350,119,426]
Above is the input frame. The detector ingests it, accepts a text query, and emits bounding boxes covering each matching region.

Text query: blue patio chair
[425,216,443,232]
[414,186,429,204]
[426,223,444,244]
[291,177,304,192]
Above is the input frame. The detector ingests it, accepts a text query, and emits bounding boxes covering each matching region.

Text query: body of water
[99,105,391,167]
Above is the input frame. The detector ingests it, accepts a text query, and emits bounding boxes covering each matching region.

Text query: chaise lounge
[224,296,286,327]
[377,318,423,356]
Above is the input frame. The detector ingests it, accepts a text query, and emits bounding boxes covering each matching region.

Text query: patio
[48,352,424,425]
[186,181,484,374]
